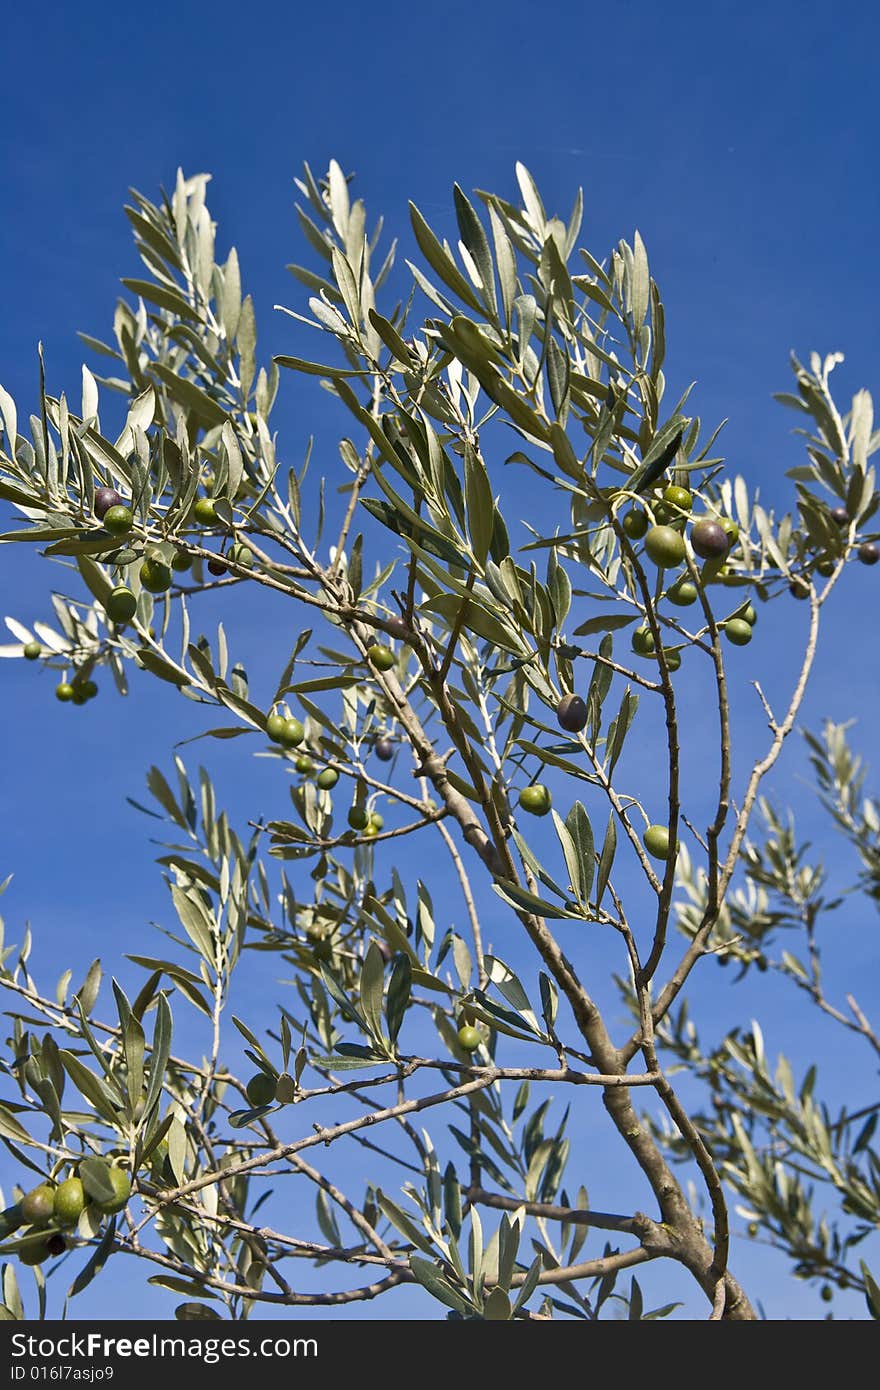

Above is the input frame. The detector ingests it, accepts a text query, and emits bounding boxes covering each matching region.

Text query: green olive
[95,1167,131,1214]
[645,525,687,568]
[457,1025,481,1052]
[518,785,552,816]
[643,824,676,861]
[20,1183,55,1226]
[103,505,134,537]
[367,645,395,672]
[53,1176,86,1227]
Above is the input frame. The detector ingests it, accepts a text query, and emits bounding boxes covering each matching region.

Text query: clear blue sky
[1,0,878,1321]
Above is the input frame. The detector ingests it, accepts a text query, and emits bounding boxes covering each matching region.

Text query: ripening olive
[228,543,254,569]
[18,1239,51,1266]
[93,487,125,520]
[691,519,731,561]
[556,693,588,733]
[857,542,879,566]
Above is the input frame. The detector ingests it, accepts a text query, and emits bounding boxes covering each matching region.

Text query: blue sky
[1,0,878,1321]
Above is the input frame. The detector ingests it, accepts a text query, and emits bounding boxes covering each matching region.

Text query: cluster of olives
[621,483,736,561]
[517,693,679,868]
[6,1165,131,1266]
[622,484,687,541]
[244,1069,302,1108]
[91,485,254,603]
[291,744,393,779]
[363,635,402,761]
[266,706,390,836]
[266,708,307,750]
[54,673,99,704]
[28,484,259,700]
[625,487,878,599]
[787,504,878,588]
[631,598,758,660]
[515,695,589,816]
[347,805,384,837]
[31,535,103,692]
[621,490,756,658]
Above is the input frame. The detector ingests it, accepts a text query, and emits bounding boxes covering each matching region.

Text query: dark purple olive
[691,519,731,561]
[556,693,588,733]
[207,557,227,576]
[94,487,125,520]
[375,738,394,762]
[857,542,879,566]
[385,615,410,640]
[829,505,850,526]
[46,1233,66,1257]
[789,578,810,599]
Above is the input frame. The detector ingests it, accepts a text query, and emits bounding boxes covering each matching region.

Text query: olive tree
[0,162,877,1321]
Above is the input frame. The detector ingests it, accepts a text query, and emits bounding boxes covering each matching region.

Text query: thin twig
[466,1188,638,1235]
